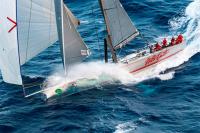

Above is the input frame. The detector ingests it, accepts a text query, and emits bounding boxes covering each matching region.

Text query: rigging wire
[23,82,43,89]
[91,3,101,59]
[139,32,151,46]
[117,46,123,58]
[22,0,33,97]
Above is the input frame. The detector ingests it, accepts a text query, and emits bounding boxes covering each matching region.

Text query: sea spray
[156,2,198,76]
[152,0,200,80]
[46,61,134,87]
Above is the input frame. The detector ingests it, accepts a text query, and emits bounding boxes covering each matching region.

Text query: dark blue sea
[1,0,200,132]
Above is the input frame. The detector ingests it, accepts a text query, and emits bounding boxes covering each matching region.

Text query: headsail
[64,4,80,28]
[99,0,139,50]
[55,0,89,74]
[0,0,58,85]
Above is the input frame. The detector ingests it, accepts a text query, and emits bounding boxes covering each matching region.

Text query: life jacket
[162,38,167,47]
[155,43,161,51]
[177,34,183,44]
[171,37,175,45]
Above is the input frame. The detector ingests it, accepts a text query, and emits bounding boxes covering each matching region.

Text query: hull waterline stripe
[130,49,183,74]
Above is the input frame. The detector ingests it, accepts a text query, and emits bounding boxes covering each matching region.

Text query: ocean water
[1,0,200,132]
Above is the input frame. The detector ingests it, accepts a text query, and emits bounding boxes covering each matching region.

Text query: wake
[46,0,200,93]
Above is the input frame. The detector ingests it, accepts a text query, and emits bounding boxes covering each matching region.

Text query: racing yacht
[43,0,186,99]
[99,0,185,75]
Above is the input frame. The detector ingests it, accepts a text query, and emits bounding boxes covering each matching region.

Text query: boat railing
[121,46,151,63]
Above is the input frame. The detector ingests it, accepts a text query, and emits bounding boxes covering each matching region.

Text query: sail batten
[114,31,139,49]
[100,0,139,50]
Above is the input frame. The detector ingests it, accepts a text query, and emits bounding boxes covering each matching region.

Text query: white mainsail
[0,0,22,85]
[55,0,89,75]
[17,0,58,65]
[0,0,58,85]
[99,0,139,50]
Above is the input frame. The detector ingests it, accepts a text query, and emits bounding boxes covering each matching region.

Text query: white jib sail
[100,0,139,49]
[0,0,58,85]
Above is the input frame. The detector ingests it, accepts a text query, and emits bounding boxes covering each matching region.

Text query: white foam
[152,0,200,80]
[114,121,137,133]
[80,20,89,24]
[157,71,175,81]
[46,61,134,87]
[186,0,200,19]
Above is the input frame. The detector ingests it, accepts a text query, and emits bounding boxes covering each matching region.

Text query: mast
[61,0,67,76]
[104,38,108,63]
[99,0,118,63]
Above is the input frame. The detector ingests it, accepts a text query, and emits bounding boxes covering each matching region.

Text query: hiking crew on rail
[151,34,183,52]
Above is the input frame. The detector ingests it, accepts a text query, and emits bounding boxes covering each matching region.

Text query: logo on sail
[81,50,90,56]
[7,17,17,33]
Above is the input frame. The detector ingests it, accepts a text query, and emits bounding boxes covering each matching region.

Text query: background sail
[62,5,89,66]
[0,0,22,85]
[17,0,58,65]
[100,0,139,49]
[55,1,89,74]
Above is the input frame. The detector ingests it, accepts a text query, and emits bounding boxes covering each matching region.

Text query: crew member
[154,43,161,51]
[170,37,175,46]
[162,38,167,47]
[149,45,154,53]
[176,34,184,44]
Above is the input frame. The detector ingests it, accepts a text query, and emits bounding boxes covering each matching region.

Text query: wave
[114,117,149,133]
[114,121,137,133]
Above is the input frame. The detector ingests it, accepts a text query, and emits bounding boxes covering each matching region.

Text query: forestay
[99,0,139,50]
[55,0,89,75]
[0,0,58,85]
